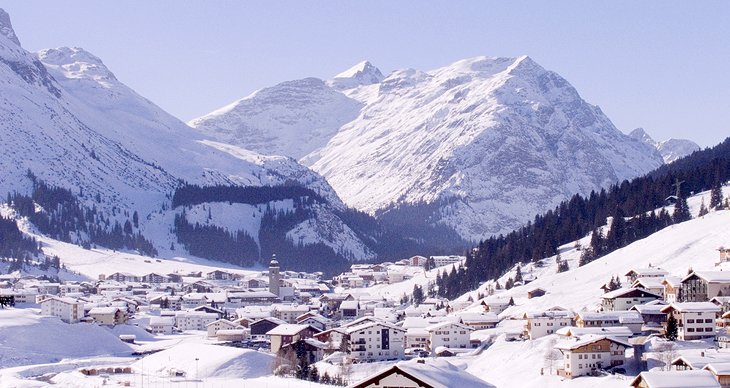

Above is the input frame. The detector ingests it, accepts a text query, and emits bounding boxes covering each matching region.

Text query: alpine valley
[0,7,700,274]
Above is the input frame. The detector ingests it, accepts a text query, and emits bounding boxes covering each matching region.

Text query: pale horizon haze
[4,1,729,147]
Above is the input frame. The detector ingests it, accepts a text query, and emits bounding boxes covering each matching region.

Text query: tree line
[171,183,325,208]
[437,137,730,299]
[6,171,157,257]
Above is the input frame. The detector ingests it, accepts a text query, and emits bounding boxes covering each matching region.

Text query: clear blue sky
[4,1,729,147]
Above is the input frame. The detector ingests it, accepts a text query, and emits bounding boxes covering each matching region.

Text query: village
[4,244,730,387]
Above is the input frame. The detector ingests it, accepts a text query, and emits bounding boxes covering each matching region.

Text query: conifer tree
[666,314,678,341]
[505,277,514,290]
[514,264,523,283]
[710,182,724,209]
[672,194,691,223]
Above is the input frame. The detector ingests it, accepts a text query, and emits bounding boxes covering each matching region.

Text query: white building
[457,312,501,330]
[661,302,721,340]
[206,319,243,338]
[555,326,633,341]
[88,306,126,325]
[347,321,406,362]
[429,255,464,268]
[523,309,575,340]
[425,322,473,354]
[274,305,310,323]
[575,311,644,334]
[601,288,663,311]
[148,316,176,334]
[625,267,669,284]
[556,335,631,379]
[39,296,83,323]
[174,311,218,331]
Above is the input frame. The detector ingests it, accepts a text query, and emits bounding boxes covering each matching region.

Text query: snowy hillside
[0,9,390,267]
[459,186,730,315]
[630,127,700,164]
[189,78,364,160]
[193,56,665,241]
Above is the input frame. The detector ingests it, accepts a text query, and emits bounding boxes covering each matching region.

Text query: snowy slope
[630,127,700,163]
[189,77,364,160]
[312,56,664,240]
[0,309,133,368]
[459,186,730,316]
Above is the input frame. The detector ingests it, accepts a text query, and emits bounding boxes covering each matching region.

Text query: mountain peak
[0,8,21,47]
[329,60,384,90]
[37,47,118,84]
[629,127,699,163]
[629,127,655,145]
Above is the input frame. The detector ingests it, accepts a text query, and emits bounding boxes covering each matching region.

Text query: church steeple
[268,254,280,297]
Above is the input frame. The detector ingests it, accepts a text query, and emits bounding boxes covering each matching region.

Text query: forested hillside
[437,137,730,299]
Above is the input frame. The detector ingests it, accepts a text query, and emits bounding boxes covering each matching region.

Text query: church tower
[268,254,280,297]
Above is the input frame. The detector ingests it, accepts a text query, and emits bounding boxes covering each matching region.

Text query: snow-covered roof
[266,324,310,336]
[149,316,175,326]
[340,300,359,309]
[704,362,730,375]
[251,317,287,325]
[661,302,721,314]
[348,359,495,388]
[710,296,730,304]
[346,320,406,334]
[40,296,82,305]
[601,287,662,299]
[175,311,218,319]
[662,276,683,287]
[425,321,472,332]
[632,277,666,288]
[216,329,247,335]
[456,312,501,323]
[631,303,667,315]
[88,306,120,315]
[554,334,631,351]
[205,319,238,327]
[625,268,669,277]
[630,370,720,388]
[577,311,641,321]
[685,271,730,284]
[523,309,575,319]
[556,326,633,338]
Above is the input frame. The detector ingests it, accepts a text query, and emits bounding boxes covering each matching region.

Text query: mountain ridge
[629,127,700,163]
[192,55,665,240]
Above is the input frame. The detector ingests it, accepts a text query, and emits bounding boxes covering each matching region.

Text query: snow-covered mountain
[193,56,664,240]
[189,78,364,160]
[0,9,388,266]
[629,127,700,164]
[327,60,385,90]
